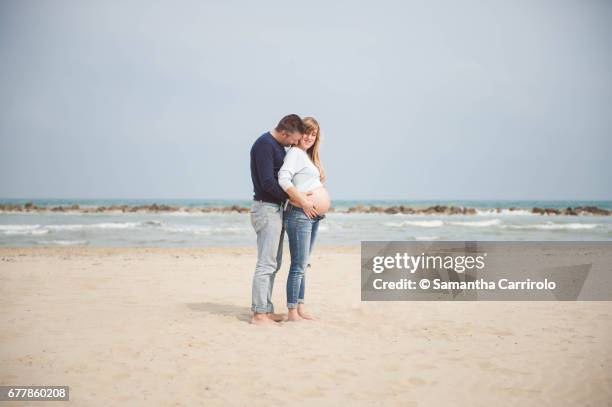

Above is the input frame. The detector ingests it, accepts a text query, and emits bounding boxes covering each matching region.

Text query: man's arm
[254,143,289,201]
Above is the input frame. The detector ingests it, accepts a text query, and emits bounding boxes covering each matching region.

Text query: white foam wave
[1,221,165,235]
[385,220,444,228]
[163,211,208,216]
[0,224,41,231]
[1,224,51,235]
[162,225,249,235]
[162,211,244,217]
[501,222,600,231]
[476,209,536,216]
[414,236,440,241]
[447,219,502,227]
[37,240,89,246]
[142,220,164,226]
[47,222,142,230]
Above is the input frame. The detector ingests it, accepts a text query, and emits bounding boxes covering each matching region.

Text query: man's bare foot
[286,309,302,322]
[266,312,286,322]
[297,304,316,320]
[250,313,279,326]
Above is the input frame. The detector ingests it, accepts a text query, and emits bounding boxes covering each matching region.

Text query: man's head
[274,114,305,146]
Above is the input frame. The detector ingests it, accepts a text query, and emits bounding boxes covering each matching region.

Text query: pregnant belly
[309,186,331,214]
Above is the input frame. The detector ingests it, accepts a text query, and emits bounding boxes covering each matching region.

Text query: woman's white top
[278,147,323,193]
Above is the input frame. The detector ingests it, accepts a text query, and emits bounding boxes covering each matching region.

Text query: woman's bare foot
[297,304,316,320]
[287,309,302,322]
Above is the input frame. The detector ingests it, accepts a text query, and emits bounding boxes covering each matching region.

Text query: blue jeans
[284,204,324,309]
[250,201,285,313]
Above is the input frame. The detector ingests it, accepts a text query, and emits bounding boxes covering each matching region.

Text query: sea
[1,199,611,247]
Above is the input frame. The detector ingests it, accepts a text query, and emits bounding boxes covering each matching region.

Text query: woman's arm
[278,149,318,218]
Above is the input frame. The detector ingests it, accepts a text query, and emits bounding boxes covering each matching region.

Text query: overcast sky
[1,0,610,200]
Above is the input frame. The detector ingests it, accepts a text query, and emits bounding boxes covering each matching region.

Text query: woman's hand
[299,192,318,218]
[285,187,318,218]
[289,197,318,218]
[301,199,318,219]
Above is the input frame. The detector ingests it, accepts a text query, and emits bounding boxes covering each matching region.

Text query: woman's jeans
[284,204,325,309]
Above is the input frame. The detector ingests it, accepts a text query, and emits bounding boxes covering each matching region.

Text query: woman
[278,117,330,321]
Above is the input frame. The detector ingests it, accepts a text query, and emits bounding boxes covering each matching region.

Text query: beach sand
[1,246,611,406]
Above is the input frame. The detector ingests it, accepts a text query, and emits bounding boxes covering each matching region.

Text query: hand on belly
[308,187,331,214]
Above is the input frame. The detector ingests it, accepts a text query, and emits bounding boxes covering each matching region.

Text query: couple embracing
[249,114,331,325]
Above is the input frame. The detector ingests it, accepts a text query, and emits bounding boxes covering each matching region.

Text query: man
[249,114,316,325]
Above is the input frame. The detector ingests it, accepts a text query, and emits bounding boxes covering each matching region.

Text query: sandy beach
[1,246,611,406]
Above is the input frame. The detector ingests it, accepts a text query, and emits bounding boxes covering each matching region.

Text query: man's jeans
[284,204,324,309]
[250,201,285,314]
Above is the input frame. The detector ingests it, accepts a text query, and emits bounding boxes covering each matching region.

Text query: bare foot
[297,304,316,320]
[250,313,280,326]
[298,311,316,320]
[267,312,287,322]
[286,309,302,322]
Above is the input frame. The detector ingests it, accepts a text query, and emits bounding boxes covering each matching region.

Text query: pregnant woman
[278,117,330,321]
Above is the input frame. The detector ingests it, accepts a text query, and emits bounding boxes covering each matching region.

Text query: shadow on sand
[186,302,252,323]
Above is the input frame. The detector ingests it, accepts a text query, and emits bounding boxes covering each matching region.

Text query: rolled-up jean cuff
[297,299,305,304]
[287,302,298,309]
[252,306,273,314]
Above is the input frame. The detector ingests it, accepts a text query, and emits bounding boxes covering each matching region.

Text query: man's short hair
[275,114,306,134]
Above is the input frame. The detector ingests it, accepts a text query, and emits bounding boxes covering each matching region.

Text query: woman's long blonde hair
[302,117,326,183]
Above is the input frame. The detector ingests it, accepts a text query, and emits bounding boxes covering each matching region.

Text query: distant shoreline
[1,202,610,216]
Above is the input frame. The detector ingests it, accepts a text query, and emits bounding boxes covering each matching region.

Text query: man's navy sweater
[250,132,289,204]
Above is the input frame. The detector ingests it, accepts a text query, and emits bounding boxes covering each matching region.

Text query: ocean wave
[162,225,249,235]
[385,220,445,228]
[414,236,440,241]
[0,224,41,231]
[142,220,164,226]
[0,224,51,235]
[45,222,143,231]
[0,221,166,235]
[475,209,536,216]
[447,219,502,227]
[37,240,89,245]
[500,222,600,231]
[382,218,606,232]
[161,211,245,217]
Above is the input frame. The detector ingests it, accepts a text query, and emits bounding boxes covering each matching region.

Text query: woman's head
[299,117,326,182]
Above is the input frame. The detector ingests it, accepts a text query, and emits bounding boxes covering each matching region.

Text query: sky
[1,0,611,201]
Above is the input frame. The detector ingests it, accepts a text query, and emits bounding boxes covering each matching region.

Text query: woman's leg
[286,208,313,321]
[298,218,319,303]
[298,218,320,320]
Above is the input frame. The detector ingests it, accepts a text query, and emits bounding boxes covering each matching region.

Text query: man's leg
[251,202,283,322]
[267,214,285,313]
